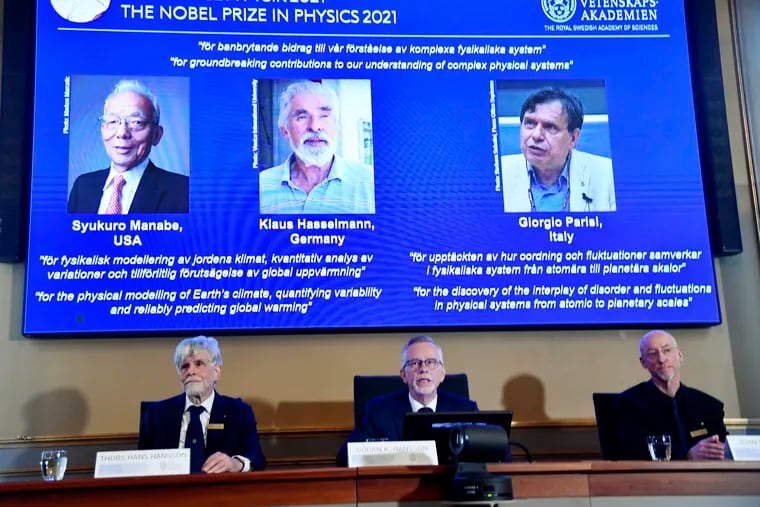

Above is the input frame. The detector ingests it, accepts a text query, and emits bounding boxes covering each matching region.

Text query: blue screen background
[24,0,720,335]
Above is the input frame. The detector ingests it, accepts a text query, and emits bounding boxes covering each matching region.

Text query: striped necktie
[105,175,126,214]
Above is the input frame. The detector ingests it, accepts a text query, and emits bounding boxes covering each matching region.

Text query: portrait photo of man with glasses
[67,77,189,214]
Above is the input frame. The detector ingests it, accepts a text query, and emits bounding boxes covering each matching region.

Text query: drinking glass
[40,449,68,481]
[647,435,672,461]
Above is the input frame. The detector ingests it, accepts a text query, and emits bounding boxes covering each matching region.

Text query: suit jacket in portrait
[67,162,189,214]
[336,390,478,466]
[615,380,727,460]
[501,149,616,212]
[138,392,266,470]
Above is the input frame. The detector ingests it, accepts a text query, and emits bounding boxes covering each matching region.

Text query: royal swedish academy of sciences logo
[542,0,577,23]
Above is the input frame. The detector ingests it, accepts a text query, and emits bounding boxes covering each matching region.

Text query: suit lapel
[569,152,590,211]
[390,392,411,440]
[437,392,454,412]
[84,170,109,213]
[165,395,185,448]
[130,162,159,213]
[505,156,532,211]
[207,393,227,454]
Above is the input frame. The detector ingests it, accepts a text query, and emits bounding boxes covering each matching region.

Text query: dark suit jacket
[138,392,266,470]
[616,380,726,460]
[68,162,189,213]
[336,390,478,466]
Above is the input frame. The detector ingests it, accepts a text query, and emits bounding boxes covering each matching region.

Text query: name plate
[727,435,760,461]
[94,448,190,478]
[347,440,438,467]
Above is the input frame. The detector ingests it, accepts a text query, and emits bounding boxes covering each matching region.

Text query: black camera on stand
[447,424,513,502]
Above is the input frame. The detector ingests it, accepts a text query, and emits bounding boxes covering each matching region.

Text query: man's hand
[201,452,244,473]
[687,434,725,460]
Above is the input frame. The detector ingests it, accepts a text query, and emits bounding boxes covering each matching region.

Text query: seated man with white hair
[138,336,266,472]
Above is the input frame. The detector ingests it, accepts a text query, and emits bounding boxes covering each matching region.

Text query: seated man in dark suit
[337,335,478,466]
[67,79,189,214]
[616,330,727,460]
[138,336,265,472]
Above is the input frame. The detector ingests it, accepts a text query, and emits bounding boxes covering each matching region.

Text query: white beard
[184,379,209,397]
[291,132,335,167]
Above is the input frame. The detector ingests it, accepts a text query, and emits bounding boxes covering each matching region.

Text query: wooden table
[1,461,758,507]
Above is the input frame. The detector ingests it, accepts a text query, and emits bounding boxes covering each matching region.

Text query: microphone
[582,193,593,212]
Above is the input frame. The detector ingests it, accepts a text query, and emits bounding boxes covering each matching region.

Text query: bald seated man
[615,330,727,460]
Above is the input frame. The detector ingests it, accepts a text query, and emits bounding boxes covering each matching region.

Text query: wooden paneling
[356,463,592,502]
[2,462,760,506]
[0,468,357,507]
[588,461,760,497]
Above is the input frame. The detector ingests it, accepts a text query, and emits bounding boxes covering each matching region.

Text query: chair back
[592,392,623,460]
[352,373,469,427]
[138,400,156,446]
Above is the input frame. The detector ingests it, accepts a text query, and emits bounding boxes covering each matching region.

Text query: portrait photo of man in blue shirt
[259,80,375,215]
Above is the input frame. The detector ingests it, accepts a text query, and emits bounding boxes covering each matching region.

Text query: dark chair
[592,392,623,460]
[137,401,156,448]
[353,373,470,427]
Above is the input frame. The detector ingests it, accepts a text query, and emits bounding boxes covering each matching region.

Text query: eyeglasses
[403,358,442,370]
[643,347,676,361]
[99,114,153,133]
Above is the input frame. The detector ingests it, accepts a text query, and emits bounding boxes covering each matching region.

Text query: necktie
[186,405,206,473]
[418,407,434,413]
[105,175,126,215]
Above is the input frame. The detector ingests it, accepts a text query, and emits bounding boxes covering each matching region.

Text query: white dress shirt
[409,394,438,412]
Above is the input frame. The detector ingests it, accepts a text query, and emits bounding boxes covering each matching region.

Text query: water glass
[647,435,672,461]
[40,449,68,481]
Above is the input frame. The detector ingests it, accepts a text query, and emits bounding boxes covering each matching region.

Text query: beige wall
[0,0,755,440]
[727,0,760,417]
[0,261,744,438]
